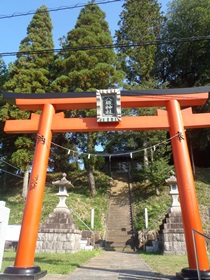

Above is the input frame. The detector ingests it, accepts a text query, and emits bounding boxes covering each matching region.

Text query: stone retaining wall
[36,229,81,253]
[36,210,81,253]
[158,211,186,254]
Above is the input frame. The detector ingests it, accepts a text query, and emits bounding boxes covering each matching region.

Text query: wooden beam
[4,109,210,133]
[13,92,208,111]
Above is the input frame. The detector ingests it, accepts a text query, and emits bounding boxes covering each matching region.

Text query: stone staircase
[105,173,135,251]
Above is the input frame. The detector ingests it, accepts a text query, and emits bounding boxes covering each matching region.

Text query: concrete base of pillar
[176,267,210,279]
[0,266,47,279]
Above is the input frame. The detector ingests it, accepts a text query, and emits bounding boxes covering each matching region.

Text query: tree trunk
[143,140,149,167]
[87,168,96,196]
[85,132,97,196]
[22,169,29,202]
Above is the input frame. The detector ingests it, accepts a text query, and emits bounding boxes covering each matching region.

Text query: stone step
[168,211,182,217]
[108,213,130,218]
[105,240,133,248]
[107,227,131,231]
[106,231,132,236]
[107,218,131,223]
[107,226,131,230]
[106,238,132,244]
[106,224,132,229]
[110,199,130,202]
[164,223,183,229]
[109,205,130,208]
[165,216,183,223]
[106,235,132,241]
[108,213,130,217]
[159,233,185,242]
[45,218,74,224]
[106,234,132,239]
[108,211,130,215]
[161,228,185,234]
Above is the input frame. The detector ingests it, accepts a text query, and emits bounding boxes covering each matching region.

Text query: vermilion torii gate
[2,87,210,280]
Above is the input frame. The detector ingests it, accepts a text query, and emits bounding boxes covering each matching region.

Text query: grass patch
[0,170,111,233]
[2,249,103,274]
[132,167,210,231]
[140,252,188,275]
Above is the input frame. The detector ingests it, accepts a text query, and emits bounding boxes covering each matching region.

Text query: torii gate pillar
[3,103,55,278]
[167,100,210,279]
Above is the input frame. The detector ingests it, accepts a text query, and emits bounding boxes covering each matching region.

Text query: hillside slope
[1,167,210,234]
[132,167,210,232]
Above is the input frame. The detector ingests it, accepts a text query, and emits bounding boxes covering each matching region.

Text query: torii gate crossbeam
[2,87,210,280]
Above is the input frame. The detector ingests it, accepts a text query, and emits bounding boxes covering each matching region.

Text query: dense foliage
[116,0,163,86]
[154,0,210,87]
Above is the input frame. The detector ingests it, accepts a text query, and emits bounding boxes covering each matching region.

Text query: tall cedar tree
[115,0,162,86]
[153,0,210,166]
[4,5,54,93]
[2,6,55,201]
[114,1,170,178]
[154,0,210,88]
[52,1,124,195]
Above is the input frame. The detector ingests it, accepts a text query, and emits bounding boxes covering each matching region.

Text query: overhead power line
[0,35,209,58]
[0,168,24,179]
[1,159,20,171]
[0,0,122,20]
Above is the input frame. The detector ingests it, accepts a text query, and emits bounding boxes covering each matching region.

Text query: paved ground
[43,251,177,280]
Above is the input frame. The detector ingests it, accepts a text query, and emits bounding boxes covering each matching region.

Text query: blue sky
[1,0,169,65]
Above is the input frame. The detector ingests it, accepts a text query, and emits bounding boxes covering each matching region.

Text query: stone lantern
[52,173,74,213]
[165,170,181,212]
[36,174,81,254]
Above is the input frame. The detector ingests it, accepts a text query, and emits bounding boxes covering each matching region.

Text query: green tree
[51,1,124,92]
[115,0,163,86]
[153,0,210,163]
[154,0,210,87]
[52,1,124,195]
[11,137,34,201]
[4,5,54,93]
[0,57,7,90]
[143,156,172,195]
[1,5,55,200]
[50,133,77,173]
[0,57,8,132]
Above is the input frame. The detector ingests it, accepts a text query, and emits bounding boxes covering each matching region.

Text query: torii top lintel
[3,86,210,110]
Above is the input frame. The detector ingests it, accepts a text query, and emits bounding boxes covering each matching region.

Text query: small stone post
[0,201,10,271]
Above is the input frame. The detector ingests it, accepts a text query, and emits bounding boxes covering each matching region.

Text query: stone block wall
[158,211,186,255]
[36,229,81,253]
[36,210,81,253]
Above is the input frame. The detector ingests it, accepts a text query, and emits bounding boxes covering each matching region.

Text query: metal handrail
[128,179,135,234]
[103,188,111,247]
[69,207,95,246]
[128,180,137,250]
[143,207,171,238]
[192,229,210,280]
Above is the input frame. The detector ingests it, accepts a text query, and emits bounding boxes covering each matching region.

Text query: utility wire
[0,0,122,20]
[0,159,20,171]
[0,35,209,57]
[0,168,24,179]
